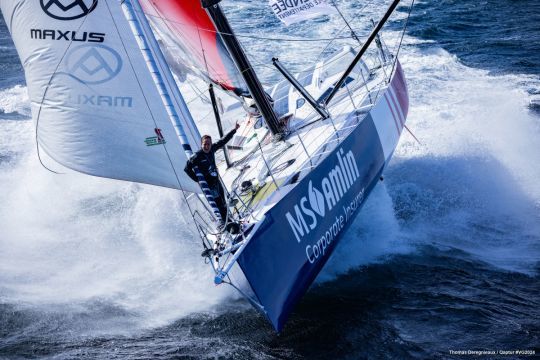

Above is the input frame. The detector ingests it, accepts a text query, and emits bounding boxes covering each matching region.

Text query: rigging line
[383,1,419,145]
[162,43,229,90]
[314,21,352,63]
[33,9,97,175]
[179,70,212,105]
[245,24,363,78]
[194,9,213,91]
[245,0,376,77]
[185,81,211,105]
[236,31,367,42]
[228,28,358,74]
[141,4,374,89]
[221,278,265,311]
[112,2,197,218]
[190,15,217,108]
[388,0,415,78]
[314,0,376,61]
[403,124,421,145]
[194,110,215,128]
[247,38,367,85]
[331,0,361,44]
[314,1,378,63]
[142,11,368,42]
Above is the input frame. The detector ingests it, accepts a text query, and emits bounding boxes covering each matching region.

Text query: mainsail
[1,0,201,193]
[139,0,249,96]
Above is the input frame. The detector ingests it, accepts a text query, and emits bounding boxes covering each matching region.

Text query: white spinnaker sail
[1,0,201,193]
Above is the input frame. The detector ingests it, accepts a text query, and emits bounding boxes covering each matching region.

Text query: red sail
[140,0,248,95]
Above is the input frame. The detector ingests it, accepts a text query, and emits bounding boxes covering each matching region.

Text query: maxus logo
[66,44,122,84]
[30,29,105,43]
[286,148,360,243]
[40,0,98,21]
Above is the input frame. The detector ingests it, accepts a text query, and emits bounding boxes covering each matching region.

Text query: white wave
[388,44,539,274]
[319,183,411,282]
[0,137,236,330]
[0,85,29,114]
[318,35,540,280]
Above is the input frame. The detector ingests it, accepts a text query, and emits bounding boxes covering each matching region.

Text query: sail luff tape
[122,0,222,221]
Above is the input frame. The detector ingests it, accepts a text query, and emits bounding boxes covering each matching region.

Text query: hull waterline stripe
[392,62,409,115]
[387,87,404,127]
[384,93,401,135]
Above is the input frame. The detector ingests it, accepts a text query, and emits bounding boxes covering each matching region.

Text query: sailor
[184,123,239,225]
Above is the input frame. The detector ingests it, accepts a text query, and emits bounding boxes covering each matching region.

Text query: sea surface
[1,0,539,359]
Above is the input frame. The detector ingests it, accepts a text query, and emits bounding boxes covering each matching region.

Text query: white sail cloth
[0,0,202,193]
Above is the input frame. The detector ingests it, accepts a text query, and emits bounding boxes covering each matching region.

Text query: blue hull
[237,114,386,331]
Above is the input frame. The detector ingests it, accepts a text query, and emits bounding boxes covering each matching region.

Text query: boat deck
[218,61,391,224]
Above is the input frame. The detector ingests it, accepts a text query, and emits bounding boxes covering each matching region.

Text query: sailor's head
[201,135,212,153]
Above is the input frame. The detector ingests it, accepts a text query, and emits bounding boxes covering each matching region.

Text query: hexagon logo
[66,44,122,85]
[40,0,98,21]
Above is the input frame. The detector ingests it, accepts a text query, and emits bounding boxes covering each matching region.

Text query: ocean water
[1,0,539,359]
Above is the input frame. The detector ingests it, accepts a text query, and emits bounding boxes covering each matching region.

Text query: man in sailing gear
[184,123,239,224]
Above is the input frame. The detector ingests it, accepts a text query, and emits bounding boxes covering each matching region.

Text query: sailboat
[1,0,410,331]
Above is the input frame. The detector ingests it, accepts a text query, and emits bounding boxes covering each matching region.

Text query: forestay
[0,0,201,193]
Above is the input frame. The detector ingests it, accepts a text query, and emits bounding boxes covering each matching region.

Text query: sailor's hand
[235,121,240,130]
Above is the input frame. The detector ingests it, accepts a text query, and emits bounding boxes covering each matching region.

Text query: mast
[323,0,401,106]
[201,0,282,136]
